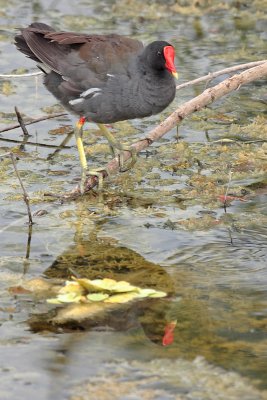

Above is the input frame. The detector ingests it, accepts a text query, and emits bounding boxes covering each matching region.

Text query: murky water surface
[0,1,267,399]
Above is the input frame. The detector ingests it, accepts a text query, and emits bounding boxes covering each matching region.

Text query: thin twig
[14,106,29,136]
[25,224,33,260]
[176,60,267,90]
[0,71,43,78]
[0,112,68,134]
[223,170,233,213]
[47,131,74,160]
[9,153,33,226]
[0,136,72,149]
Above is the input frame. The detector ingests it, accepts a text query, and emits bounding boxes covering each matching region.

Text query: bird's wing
[16,25,144,90]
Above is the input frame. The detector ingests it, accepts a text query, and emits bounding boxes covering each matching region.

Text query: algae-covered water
[0,1,267,399]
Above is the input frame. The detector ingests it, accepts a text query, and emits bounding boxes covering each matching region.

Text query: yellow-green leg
[97,123,137,172]
[74,117,104,192]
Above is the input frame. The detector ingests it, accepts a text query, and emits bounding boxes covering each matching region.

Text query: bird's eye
[157,50,161,56]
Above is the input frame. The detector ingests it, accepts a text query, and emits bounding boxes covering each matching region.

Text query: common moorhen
[15,23,178,190]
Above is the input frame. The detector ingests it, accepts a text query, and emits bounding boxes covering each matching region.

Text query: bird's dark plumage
[15,23,177,124]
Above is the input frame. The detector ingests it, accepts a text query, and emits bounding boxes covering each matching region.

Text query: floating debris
[47,277,167,305]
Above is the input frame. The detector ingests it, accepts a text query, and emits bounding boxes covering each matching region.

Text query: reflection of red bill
[162,320,177,346]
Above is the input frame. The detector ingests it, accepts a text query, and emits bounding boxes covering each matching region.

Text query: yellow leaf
[47,298,63,305]
[87,293,109,302]
[74,278,105,292]
[104,292,140,304]
[1,81,14,96]
[136,288,157,298]
[135,288,167,298]
[109,280,138,293]
[74,277,137,293]
[59,281,85,296]
[147,290,167,298]
[57,293,83,303]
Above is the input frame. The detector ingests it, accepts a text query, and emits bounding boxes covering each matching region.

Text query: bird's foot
[97,123,137,172]
[108,141,137,172]
[115,145,137,172]
[80,166,108,193]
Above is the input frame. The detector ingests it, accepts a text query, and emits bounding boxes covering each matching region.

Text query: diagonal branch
[82,61,267,193]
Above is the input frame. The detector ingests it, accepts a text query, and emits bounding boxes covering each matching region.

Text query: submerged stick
[14,106,30,136]
[9,153,33,225]
[0,112,68,134]
[82,62,267,193]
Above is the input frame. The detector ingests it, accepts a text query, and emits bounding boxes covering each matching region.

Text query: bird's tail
[14,23,55,63]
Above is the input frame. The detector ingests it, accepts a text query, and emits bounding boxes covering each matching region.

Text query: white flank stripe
[81,87,102,97]
[69,98,84,105]
[92,92,101,98]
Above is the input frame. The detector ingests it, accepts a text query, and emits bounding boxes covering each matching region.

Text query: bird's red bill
[163,45,177,76]
[162,320,177,346]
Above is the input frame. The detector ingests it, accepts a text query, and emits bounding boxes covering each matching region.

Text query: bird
[15,23,178,191]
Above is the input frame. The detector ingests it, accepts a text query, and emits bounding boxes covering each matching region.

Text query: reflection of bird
[28,239,176,346]
[15,23,178,190]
